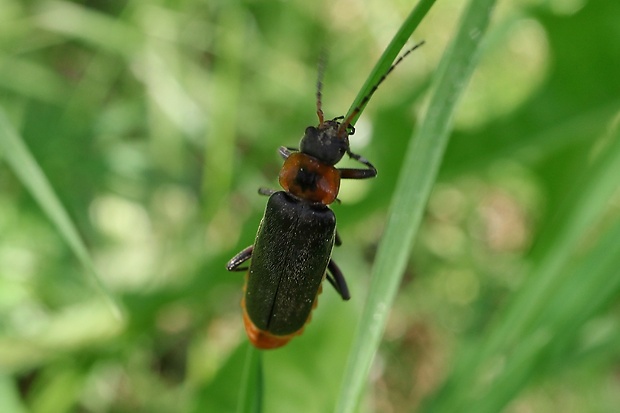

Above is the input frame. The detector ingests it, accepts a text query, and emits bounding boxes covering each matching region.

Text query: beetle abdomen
[241,285,322,349]
[244,191,336,345]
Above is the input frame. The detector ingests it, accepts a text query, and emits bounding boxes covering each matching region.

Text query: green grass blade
[344,0,436,126]
[335,0,498,411]
[482,122,620,356]
[475,218,620,413]
[236,345,263,413]
[423,111,620,413]
[0,109,123,320]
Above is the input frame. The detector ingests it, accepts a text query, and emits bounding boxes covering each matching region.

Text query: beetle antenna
[316,50,327,126]
[338,40,425,136]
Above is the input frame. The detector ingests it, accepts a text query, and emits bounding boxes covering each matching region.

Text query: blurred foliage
[0,0,618,412]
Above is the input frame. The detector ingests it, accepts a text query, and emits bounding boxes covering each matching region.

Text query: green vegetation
[1,0,618,412]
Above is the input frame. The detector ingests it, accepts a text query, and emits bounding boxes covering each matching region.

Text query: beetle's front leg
[278,146,297,160]
[339,151,377,179]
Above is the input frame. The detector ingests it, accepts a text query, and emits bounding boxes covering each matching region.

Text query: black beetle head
[299,120,349,166]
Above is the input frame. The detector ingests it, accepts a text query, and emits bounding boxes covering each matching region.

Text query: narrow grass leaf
[34,1,140,57]
[457,204,620,413]
[335,0,498,411]
[480,115,620,359]
[344,0,436,126]
[421,107,620,413]
[202,4,247,219]
[236,344,263,413]
[0,109,122,320]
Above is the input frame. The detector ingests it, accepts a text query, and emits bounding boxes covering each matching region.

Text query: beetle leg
[278,146,298,160]
[258,187,277,197]
[339,151,377,179]
[339,167,377,180]
[326,259,350,300]
[226,245,253,272]
[334,230,342,247]
[325,274,340,297]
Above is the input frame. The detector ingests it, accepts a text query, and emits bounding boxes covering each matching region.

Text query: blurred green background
[1,0,619,412]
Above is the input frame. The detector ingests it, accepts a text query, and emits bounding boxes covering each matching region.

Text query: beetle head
[299,119,349,166]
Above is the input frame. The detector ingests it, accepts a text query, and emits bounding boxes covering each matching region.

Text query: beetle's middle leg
[325,259,350,300]
[334,230,342,246]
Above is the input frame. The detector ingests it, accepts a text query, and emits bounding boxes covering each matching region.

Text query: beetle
[227,42,424,349]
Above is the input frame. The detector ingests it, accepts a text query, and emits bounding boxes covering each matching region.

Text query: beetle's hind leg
[325,259,350,300]
[227,245,253,272]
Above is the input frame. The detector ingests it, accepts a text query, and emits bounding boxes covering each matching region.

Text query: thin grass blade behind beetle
[236,345,263,413]
[336,0,498,411]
